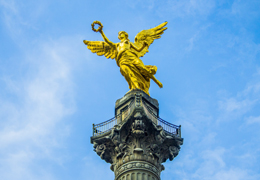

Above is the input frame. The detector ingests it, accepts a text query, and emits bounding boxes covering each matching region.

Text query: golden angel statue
[83,21,168,95]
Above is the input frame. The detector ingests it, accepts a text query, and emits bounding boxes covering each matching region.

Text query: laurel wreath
[91,21,103,32]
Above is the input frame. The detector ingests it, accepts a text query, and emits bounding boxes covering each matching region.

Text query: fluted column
[115,161,159,180]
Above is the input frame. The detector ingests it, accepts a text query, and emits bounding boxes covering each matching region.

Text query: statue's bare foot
[158,81,163,88]
[151,75,163,88]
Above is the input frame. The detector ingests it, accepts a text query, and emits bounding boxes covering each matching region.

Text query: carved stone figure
[83,21,168,95]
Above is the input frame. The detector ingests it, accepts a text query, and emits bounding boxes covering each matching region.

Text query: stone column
[91,89,183,180]
[115,161,160,180]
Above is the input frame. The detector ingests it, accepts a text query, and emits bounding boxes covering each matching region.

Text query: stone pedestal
[91,89,183,180]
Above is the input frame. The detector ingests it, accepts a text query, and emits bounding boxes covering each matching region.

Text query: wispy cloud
[0,0,49,41]
[217,68,260,123]
[1,0,260,180]
[0,2,83,179]
[171,0,215,16]
[0,37,78,179]
[246,116,260,124]
[169,146,260,180]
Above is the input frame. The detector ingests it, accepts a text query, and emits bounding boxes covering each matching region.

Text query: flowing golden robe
[116,48,156,95]
[83,21,167,95]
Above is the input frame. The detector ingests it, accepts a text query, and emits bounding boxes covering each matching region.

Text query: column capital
[91,90,183,179]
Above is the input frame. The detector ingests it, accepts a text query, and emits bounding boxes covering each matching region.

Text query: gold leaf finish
[83,21,168,95]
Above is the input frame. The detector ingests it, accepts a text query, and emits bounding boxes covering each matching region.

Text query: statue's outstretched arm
[130,42,147,52]
[100,30,116,48]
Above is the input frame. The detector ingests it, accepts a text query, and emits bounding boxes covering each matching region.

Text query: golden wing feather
[83,40,117,59]
[134,22,168,57]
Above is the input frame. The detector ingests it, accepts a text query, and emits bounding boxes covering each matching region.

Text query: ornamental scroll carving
[92,111,182,173]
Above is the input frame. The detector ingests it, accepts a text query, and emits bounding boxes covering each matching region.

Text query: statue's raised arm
[83,21,117,59]
[99,29,116,49]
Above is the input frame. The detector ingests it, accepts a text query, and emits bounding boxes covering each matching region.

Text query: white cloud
[0,0,50,41]
[218,98,255,112]
[1,0,260,180]
[212,168,258,180]
[0,3,95,179]
[246,116,260,125]
[82,155,114,179]
[123,0,216,18]
[0,0,24,39]
[0,36,81,179]
[0,0,17,13]
[215,65,260,123]
[170,147,259,180]
[164,0,215,18]
[186,24,212,51]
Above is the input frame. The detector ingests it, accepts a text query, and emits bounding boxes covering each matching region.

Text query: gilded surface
[83,21,168,95]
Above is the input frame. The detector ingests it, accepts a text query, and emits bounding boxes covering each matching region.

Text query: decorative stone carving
[91,89,183,180]
[115,161,160,180]
[131,119,145,135]
[95,144,106,159]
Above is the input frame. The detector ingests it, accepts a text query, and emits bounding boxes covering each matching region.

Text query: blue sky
[0,0,260,179]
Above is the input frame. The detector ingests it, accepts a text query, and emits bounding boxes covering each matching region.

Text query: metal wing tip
[83,40,88,44]
[163,21,168,25]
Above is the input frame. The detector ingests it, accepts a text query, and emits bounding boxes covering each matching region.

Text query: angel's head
[118,31,129,41]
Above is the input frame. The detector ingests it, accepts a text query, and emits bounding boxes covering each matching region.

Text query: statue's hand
[99,29,103,34]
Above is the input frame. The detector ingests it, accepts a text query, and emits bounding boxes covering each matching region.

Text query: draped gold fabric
[84,21,167,95]
[117,50,157,94]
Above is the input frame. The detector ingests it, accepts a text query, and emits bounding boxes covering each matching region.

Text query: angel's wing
[134,22,168,58]
[83,40,117,59]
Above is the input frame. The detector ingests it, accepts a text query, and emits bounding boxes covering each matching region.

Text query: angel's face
[118,33,126,41]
